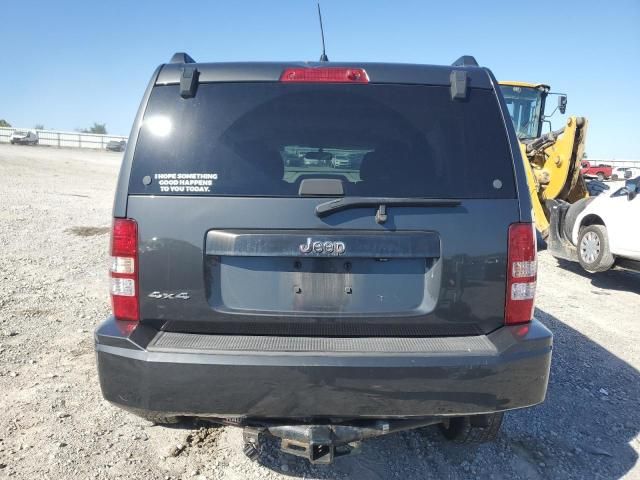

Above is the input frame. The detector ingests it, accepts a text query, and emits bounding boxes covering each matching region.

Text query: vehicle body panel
[572,179,640,260]
[128,196,518,336]
[96,316,552,418]
[97,59,550,428]
[156,61,496,88]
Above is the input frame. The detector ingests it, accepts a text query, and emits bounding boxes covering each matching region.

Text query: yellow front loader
[498,82,589,238]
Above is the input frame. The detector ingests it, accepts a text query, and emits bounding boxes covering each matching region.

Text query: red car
[581,161,612,181]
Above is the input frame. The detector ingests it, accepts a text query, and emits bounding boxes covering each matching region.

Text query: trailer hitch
[270,425,363,464]
[259,418,439,464]
[242,426,264,461]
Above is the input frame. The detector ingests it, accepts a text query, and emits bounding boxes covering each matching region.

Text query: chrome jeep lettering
[299,237,313,254]
[299,238,346,255]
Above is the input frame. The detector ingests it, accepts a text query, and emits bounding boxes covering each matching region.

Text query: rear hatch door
[127,77,519,336]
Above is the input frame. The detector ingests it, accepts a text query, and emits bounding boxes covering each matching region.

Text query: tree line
[0,119,108,134]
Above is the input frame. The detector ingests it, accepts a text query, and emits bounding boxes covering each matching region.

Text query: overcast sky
[2,0,639,158]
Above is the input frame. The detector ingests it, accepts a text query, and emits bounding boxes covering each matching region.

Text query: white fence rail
[586,159,640,169]
[0,127,127,150]
[1,127,637,168]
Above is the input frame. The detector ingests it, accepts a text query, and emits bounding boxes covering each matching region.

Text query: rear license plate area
[205,230,441,316]
[207,256,437,315]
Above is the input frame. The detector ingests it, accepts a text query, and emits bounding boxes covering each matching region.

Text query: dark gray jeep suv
[95,52,552,464]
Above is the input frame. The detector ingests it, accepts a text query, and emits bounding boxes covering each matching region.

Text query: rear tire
[577,224,615,272]
[597,172,605,181]
[438,412,504,443]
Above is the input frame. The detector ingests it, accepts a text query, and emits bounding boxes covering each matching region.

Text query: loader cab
[499,82,550,139]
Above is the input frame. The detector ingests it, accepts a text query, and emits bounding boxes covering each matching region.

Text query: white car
[624,167,640,180]
[611,167,628,180]
[569,177,640,272]
[10,130,39,145]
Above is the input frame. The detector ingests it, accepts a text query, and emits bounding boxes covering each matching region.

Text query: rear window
[129,83,516,198]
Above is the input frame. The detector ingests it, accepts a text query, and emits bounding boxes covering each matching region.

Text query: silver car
[10,130,39,145]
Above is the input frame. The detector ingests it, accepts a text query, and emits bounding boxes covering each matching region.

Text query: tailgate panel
[206,230,439,315]
[129,196,518,336]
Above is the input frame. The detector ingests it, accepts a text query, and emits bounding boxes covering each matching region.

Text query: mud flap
[545,200,578,262]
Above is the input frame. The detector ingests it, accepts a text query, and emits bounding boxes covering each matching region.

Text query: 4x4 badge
[299,238,346,255]
[148,291,190,300]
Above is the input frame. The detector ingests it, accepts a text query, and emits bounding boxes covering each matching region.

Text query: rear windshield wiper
[315,197,462,222]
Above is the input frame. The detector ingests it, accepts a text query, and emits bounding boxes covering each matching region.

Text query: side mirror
[625,180,637,200]
[558,95,568,114]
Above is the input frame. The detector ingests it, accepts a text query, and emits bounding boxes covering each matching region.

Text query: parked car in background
[624,167,640,179]
[106,140,127,152]
[331,153,352,168]
[580,161,612,181]
[548,177,640,273]
[303,148,333,167]
[611,167,628,180]
[10,130,39,145]
[585,179,610,197]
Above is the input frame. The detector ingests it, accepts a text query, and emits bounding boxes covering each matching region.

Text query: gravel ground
[0,144,638,479]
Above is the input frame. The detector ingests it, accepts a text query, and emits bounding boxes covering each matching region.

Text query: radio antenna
[317,2,329,62]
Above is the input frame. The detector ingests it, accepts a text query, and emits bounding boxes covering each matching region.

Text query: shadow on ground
[250,308,639,479]
[556,258,640,294]
[158,308,639,479]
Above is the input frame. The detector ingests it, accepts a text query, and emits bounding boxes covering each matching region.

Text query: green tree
[0,119,11,128]
[82,122,107,134]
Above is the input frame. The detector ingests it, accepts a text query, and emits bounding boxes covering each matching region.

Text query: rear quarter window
[129,83,516,198]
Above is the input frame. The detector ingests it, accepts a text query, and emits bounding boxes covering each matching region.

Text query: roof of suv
[156,60,495,89]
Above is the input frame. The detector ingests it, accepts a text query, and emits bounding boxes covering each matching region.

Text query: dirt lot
[0,144,638,479]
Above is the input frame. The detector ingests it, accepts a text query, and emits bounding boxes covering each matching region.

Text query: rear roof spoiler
[452,55,479,67]
[171,53,480,68]
[157,53,494,92]
[170,52,196,64]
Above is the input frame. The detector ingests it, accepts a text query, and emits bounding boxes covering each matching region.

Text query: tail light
[110,219,139,321]
[505,223,537,325]
[280,67,369,83]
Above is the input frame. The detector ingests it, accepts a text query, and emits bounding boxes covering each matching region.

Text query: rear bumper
[95,317,552,419]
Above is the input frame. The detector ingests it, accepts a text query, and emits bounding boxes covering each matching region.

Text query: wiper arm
[315,196,462,220]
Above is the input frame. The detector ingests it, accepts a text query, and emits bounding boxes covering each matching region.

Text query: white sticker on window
[154,173,218,193]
